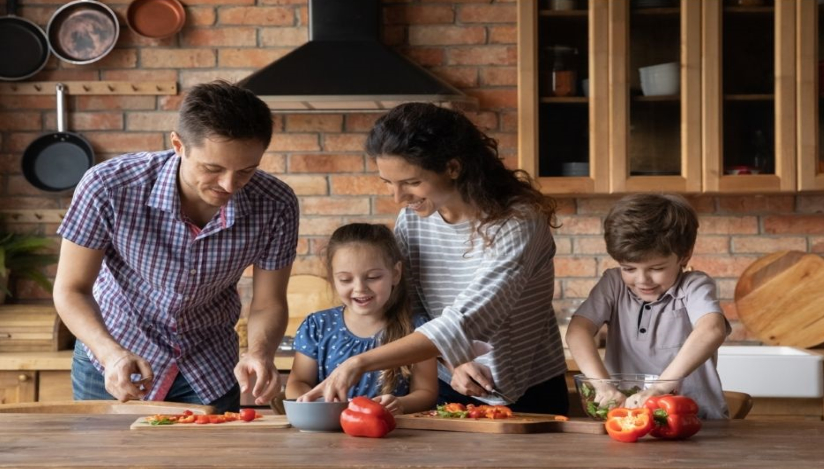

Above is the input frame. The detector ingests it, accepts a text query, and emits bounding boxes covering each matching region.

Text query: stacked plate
[632,0,677,8]
[561,162,590,177]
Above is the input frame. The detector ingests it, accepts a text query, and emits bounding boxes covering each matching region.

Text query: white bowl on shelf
[639,62,680,97]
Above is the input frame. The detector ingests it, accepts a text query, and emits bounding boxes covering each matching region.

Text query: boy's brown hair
[604,193,698,262]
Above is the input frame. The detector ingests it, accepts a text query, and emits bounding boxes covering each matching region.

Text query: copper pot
[47,0,119,65]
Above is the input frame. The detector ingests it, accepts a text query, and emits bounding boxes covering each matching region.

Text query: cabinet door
[609,0,702,193]
[798,0,824,190]
[703,0,797,192]
[0,371,37,404]
[518,0,610,194]
[38,371,73,402]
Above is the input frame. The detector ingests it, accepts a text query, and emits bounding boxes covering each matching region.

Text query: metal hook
[82,85,91,92]
[33,84,42,92]
[107,84,115,92]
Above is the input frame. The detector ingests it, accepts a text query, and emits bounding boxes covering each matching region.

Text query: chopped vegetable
[604,407,653,443]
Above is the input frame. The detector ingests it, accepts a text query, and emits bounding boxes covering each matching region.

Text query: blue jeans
[71,341,240,413]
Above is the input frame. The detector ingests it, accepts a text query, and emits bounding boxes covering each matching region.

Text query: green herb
[150,417,173,426]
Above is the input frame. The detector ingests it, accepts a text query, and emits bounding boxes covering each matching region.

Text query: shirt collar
[626,271,687,304]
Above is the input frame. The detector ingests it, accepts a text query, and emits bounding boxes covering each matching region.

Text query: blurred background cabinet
[518,0,824,194]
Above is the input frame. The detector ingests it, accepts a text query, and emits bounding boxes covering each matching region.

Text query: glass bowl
[573,373,683,421]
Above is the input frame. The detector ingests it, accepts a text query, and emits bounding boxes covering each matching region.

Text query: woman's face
[376,155,467,222]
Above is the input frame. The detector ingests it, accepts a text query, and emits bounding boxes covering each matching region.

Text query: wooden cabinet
[518,0,823,194]
[0,371,36,404]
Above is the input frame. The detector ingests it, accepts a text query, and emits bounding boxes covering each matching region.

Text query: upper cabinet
[518,0,824,194]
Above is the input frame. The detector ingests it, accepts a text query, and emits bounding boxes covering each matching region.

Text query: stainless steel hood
[237,0,477,113]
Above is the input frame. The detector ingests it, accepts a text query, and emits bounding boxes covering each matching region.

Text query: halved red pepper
[644,395,702,440]
[340,396,396,438]
[604,407,653,443]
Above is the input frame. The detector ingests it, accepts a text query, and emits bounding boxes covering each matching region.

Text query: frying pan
[22,83,94,192]
[126,0,186,39]
[0,0,50,81]
[47,0,119,65]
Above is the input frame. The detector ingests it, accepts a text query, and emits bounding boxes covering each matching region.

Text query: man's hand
[103,352,153,402]
[234,352,280,405]
[450,362,494,398]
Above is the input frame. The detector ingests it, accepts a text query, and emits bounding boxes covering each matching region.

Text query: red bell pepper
[644,395,702,440]
[604,407,653,443]
[340,396,396,438]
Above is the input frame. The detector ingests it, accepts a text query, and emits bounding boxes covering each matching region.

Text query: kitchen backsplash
[1,0,823,344]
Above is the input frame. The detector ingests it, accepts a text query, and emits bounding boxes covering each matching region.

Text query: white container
[639,62,680,97]
[716,346,824,398]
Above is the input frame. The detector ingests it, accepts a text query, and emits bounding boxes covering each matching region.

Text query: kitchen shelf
[633,95,680,102]
[0,81,178,96]
[631,7,680,16]
[724,6,774,14]
[539,10,588,18]
[724,94,775,101]
[540,97,588,103]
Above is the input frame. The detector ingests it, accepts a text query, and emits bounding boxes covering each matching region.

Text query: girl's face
[619,253,689,302]
[331,243,402,318]
[376,155,469,223]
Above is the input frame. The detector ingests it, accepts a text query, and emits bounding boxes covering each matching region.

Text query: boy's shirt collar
[625,270,688,304]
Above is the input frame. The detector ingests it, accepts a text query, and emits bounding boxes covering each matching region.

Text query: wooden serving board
[130,414,290,430]
[394,412,605,434]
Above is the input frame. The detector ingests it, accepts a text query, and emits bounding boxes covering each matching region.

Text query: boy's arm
[287,353,320,400]
[565,316,609,379]
[397,357,439,414]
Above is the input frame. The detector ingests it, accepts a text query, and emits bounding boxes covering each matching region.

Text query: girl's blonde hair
[325,223,414,395]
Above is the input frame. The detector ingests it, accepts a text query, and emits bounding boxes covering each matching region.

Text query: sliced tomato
[182,410,193,417]
[240,408,256,422]
[177,415,195,424]
[196,415,210,424]
[443,403,466,413]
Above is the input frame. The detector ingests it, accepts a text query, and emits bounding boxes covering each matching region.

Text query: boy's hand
[373,394,403,415]
[624,382,675,408]
[592,382,627,409]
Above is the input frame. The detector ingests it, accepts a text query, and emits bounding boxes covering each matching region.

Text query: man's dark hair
[177,80,273,148]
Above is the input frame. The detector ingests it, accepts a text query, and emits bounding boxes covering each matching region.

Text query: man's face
[172,132,265,208]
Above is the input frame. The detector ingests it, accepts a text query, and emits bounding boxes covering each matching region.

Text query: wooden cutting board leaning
[130,414,290,430]
[734,251,824,347]
[394,412,605,434]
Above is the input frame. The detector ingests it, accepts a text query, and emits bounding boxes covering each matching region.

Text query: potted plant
[0,232,57,304]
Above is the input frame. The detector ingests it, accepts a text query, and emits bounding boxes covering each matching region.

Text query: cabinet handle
[18,374,29,382]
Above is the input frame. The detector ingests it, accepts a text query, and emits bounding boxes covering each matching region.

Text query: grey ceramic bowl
[283,399,349,432]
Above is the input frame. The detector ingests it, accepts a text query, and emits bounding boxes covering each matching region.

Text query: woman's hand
[373,394,404,415]
[450,362,494,398]
[301,356,365,403]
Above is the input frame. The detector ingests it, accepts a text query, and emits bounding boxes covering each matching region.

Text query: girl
[286,223,438,415]
[302,103,569,415]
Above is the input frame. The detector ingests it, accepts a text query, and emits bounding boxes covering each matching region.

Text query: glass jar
[541,46,579,97]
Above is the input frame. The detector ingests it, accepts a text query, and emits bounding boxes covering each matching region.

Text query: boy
[566,193,730,419]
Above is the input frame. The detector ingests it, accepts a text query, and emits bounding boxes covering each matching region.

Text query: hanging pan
[0,0,50,81]
[47,0,119,65]
[22,84,94,192]
[126,0,186,39]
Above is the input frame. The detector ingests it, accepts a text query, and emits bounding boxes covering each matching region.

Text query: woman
[303,103,568,414]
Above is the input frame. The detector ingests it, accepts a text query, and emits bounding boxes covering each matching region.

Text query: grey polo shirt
[574,268,730,419]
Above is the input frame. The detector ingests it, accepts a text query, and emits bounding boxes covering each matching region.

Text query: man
[53,81,298,413]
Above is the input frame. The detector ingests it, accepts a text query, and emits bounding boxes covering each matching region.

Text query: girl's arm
[396,357,439,414]
[286,353,319,400]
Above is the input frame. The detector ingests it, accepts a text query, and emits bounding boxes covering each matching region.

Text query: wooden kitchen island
[0,414,822,468]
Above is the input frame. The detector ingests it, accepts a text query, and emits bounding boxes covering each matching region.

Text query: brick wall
[1,0,823,343]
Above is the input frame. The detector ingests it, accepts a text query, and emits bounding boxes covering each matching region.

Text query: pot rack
[0,81,177,95]
[0,210,67,224]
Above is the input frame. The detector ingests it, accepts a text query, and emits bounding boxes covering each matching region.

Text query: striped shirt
[57,150,299,403]
[394,208,567,404]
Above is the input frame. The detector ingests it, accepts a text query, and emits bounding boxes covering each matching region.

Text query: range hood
[237,0,477,113]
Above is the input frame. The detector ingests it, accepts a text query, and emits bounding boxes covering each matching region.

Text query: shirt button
[640,328,647,333]
[644,305,651,310]
[189,269,196,275]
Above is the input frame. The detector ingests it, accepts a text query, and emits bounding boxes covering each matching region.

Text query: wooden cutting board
[394,412,605,434]
[130,414,290,431]
[734,251,824,347]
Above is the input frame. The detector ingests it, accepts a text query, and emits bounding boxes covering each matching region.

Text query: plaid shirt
[57,150,299,403]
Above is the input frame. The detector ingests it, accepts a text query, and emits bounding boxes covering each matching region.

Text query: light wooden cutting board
[130,414,290,430]
[394,412,605,434]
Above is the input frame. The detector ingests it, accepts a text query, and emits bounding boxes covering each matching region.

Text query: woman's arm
[396,357,439,414]
[287,353,319,400]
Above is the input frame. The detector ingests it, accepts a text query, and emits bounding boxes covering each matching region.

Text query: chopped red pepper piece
[644,395,702,440]
[604,407,654,443]
[340,396,396,438]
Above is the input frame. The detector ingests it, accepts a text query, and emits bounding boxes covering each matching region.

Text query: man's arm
[234,264,291,405]
[53,238,152,400]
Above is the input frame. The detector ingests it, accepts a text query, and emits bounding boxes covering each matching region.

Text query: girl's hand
[373,394,404,415]
[301,356,365,403]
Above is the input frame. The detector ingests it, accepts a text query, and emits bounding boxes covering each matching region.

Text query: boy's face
[618,253,689,302]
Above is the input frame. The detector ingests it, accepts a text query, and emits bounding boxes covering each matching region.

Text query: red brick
[489,131,516,155]
[409,26,486,46]
[596,257,620,275]
[480,67,517,86]
[75,96,156,111]
[219,6,294,25]
[94,49,138,69]
[7,132,44,153]
[126,112,178,132]
[554,198,577,215]
[382,26,406,46]
[717,195,795,213]
[554,256,597,277]
[373,197,402,215]
[260,27,309,47]
[8,175,66,196]
[300,197,370,215]
[118,29,176,48]
[554,237,572,255]
[501,155,517,169]
[698,216,759,235]
[181,27,257,47]
[468,88,517,109]
[731,236,808,254]
[0,154,20,174]
[764,215,824,235]
[258,153,286,174]
[421,0,494,3]
[289,154,364,173]
[563,279,598,298]
[345,114,383,132]
[716,279,737,301]
[290,255,326,277]
[177,0,254,5]
[812,237,824,253]
[463,111,498,131]
[384,5,455,24]
[187,7,217,26]
[286,115,343,132]
[218,48,291,67]
[430,66,479,88]
[797,195,824,213]
[298,216,345,237]
[44,112,124,132]
[693,236,730,254]
[685,195,716,214]
[0,197,59,209]
[688,255,758,278]
[309,238,329,256]
[85,132,166,153]
[323,134,367,152]
[179,70,252,89]
[555,216,602,235]
[295,237,309,256]
[159,95,186,111]
[449,46,517,66]
[141,49,216,68]
[330,175,386,196]
[267,133,320,152]
[399,47,445,67]
[574,197,618,215]
[102,70,179,81]
[500,111,517,132]
[32,67,99,82]
[574,237,607,255]
[457,4,516,23]
[489,25,517,44]
[277,175,327,195]
[0,112,41,131]
[260,0,307,4]
[723,302,740,322]
[0,96,54,111]
[553,299,583,319]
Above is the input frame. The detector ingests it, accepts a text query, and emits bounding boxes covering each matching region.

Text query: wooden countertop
[0,414,822,468]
